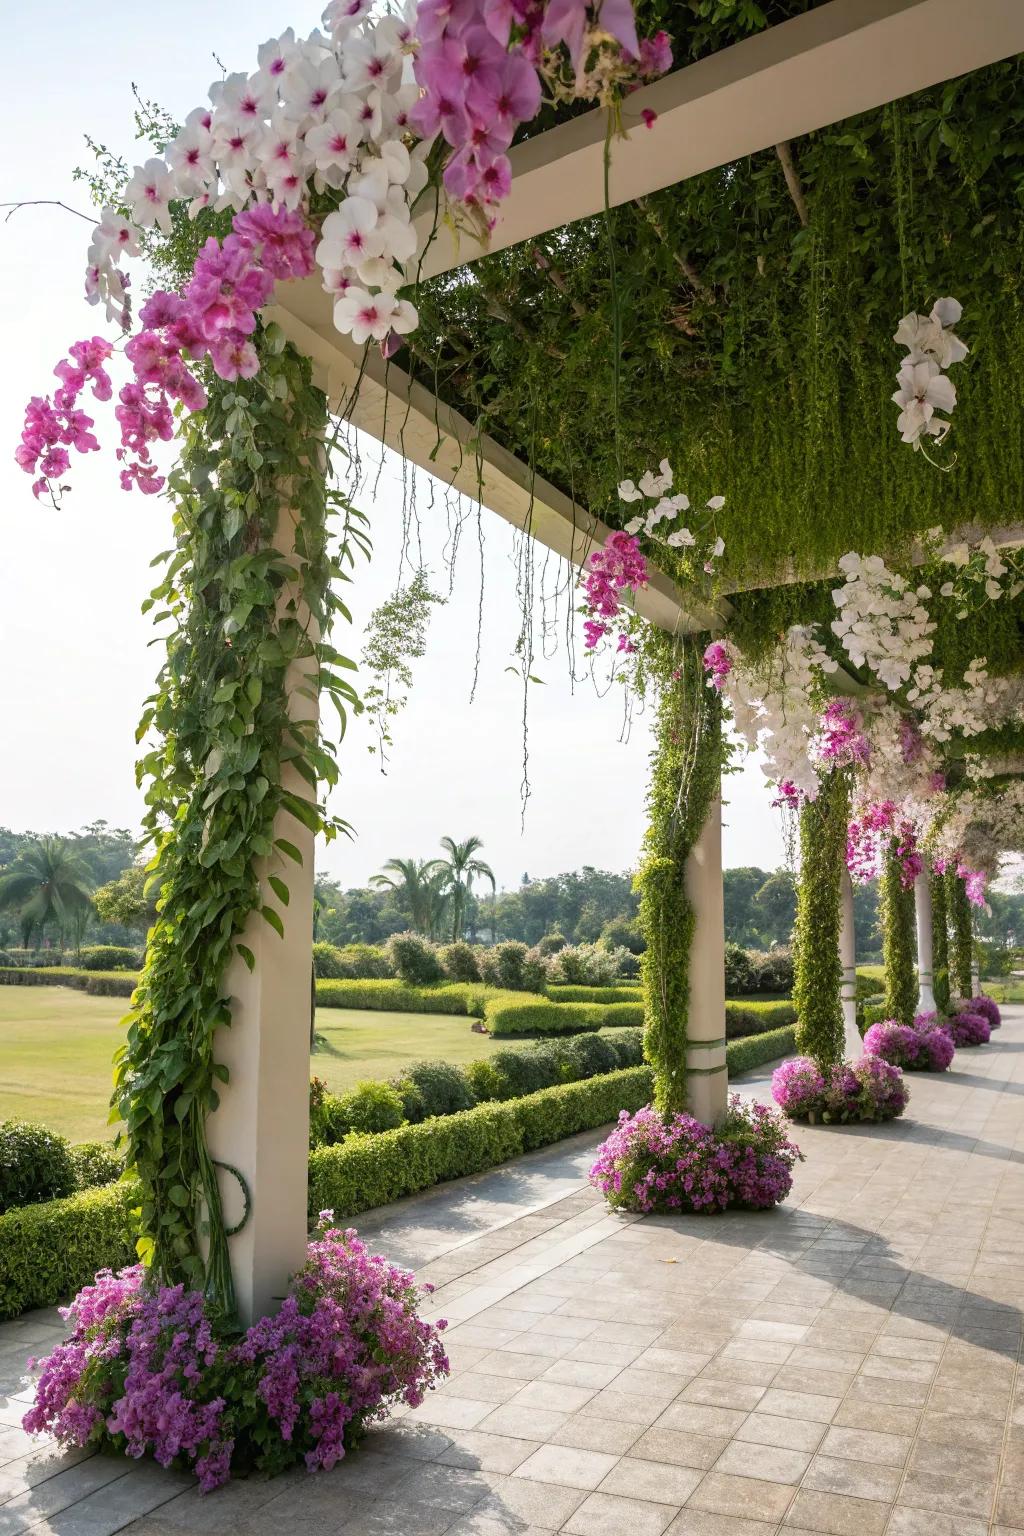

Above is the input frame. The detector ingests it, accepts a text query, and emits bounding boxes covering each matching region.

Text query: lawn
[0,986,519,1143]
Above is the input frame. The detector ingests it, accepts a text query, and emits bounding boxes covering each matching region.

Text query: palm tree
[0,838,95,954]
[370,857,449,937]
[435,836,496,943]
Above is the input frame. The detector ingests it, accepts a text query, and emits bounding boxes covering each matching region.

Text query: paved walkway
[3,1010,1024,1534]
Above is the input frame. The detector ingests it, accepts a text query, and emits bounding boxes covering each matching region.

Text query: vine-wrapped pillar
[793,769,848,1067]
[839,865,860,1059]
[882,844,917,1025]
[914,872,935,1013]
[946,869,973,999]
[639,637,726,1125]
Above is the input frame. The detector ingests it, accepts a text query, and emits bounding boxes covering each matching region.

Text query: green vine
[114,327,366,1315]
[792,769,848,1067]
[881,846,918,1025]
[637,633,723,1117]
[930,867,951,1013]
[360,569,444,768]
[946,868,974,998]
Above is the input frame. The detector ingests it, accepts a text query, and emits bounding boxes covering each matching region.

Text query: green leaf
[268,874,290,906]
[236,943,255,972]
[275,838,303,865]
[261,905,285,939]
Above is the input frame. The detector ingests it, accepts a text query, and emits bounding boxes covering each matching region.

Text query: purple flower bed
[863,1018,955,1072]
[589,1096,802,1215]
[947,1010,991,1047]
[772,1055,908,1123]
[22,1215,448,1491]
[967,994,1001,1030]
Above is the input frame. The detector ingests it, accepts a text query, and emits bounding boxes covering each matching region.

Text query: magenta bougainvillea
[23,1217,448,1492]
[771,1055,908,1123]
[967,994,1001,1030]
[863,1016,955,1071]
[947,1010,991,1046]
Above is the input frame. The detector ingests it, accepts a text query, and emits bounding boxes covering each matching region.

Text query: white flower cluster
[850,700,943,844]
[831,552,935,690]
[87,6,427,345]
[909,658,1024,743]
[720,625,838,801]
[931,781,1024,885]
[934,534,1024,610]
[618,461,725,567]
[892,296,967,449]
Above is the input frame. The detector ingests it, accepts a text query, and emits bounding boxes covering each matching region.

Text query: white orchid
[892,359,957,445]
[638,459,673,498]
[90,207,141,262]
[123,159,175,234]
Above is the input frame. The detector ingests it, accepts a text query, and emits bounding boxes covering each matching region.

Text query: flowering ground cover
[771,1055,909,1124]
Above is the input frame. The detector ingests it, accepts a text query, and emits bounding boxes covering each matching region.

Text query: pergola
[170,0,1024,1323]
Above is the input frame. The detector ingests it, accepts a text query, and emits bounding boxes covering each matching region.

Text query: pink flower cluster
[23,1217,448,1492]
[771,1055,908,1122]
[816,699,870,768]
[702,640,732,692]
[846,802,921,888]
[16,205,315,502]
[581,530,648,650]
[411,0,670,212]
[968,993,1001,1030]
[947,1009,991,1047]
[771,780,803,811]
[863,1016,955,1072]
[590,1096,801,1214]
[957,861,988,907]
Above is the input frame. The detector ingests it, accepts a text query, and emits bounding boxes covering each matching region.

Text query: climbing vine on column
[930,867,951,1013]
[882,843,918,1025]
[637,633,722,1117]
[792,769,848,1067]
[113,327,365,1316]
[946,868,974,998]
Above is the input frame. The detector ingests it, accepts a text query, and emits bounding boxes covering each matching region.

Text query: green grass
[310,1010,510,1093]
[982,980,1024,1004]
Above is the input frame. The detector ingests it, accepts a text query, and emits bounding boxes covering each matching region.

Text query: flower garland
[892,296,967,451]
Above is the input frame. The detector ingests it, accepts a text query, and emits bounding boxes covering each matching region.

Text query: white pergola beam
[414,0,1024,281]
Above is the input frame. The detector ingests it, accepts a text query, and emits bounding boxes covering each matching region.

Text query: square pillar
[684,793,728,1125]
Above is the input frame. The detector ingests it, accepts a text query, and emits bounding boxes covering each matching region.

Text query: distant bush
[546,943,623,986]
[437,941,481,983]
[385,932,443,985]
[598,917,645,955]
[78,946,141,972]
[478,941,546,993]
[0,966,137,997]
[536,932,569,956]
[393,1060,477,1122]
[70,1142,123,1190]
[725,1001,798,1039]
[312,942,348,979]
[724,942,757,996]
[331,1081,406,1137]
[336,944,393,979]
[749,948,795,995]
[0,1122,76,1214]
[547,984,642,1004]
[315,978,471,1014]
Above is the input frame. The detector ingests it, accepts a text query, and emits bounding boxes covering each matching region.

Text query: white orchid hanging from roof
[891,296,967,455]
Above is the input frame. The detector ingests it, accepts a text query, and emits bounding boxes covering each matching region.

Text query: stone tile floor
[3,1008,1024,1534]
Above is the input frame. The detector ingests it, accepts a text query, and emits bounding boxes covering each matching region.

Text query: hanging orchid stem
[603,109,623,483]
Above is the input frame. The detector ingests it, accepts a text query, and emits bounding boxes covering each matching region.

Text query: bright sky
[0,0,786,892]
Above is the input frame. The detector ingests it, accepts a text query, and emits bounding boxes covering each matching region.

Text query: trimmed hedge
[724,1001,798,1039]
[314,978,476,1014]
[308,1066,654,1217]
[486,1000,645,1036]
[0,966,138,998]
[726,1025,797,1075]
[546,985,643,1004]
[0,1180,139,1320]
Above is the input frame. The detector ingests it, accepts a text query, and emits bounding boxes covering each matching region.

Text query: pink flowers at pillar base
[863,1016,954,1071]
[771,1055,909,1122]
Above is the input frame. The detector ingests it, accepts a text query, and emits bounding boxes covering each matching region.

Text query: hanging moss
[946,870,974,998]
[637,635,722,1117]
[931,868,951,1014]
[881,848,918,1026]
[792,770,848,1067]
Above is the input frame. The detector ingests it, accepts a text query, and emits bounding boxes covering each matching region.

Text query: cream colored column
[685,794,728,1126]
[206,497,317,1326]
[914,871,935,1014]
[839,867,861,1059]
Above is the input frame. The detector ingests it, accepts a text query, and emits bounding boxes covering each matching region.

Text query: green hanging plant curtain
[792,769,848,1067]
[946,869,974,998]
[881,846,918,1026]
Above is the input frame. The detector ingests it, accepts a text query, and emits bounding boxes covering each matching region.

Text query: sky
[0,0,787,894]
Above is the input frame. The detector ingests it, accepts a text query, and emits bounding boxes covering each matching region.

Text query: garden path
[3,1010,1024,1535]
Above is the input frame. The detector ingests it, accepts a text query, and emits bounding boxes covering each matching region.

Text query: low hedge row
[0,966,138,998]
[486,999,645,1036]
[546,984,643,1004]
[726,1024,797,1074]
[0,1180,140,1320]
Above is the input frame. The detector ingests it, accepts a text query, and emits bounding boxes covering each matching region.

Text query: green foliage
[327,1081,406,1138]
[78,946,141,972]
[725,1002,798,1039]
[638,638,723,1116]
[726,1025,798,1076]
[71,1142,124,1190]
[92,866,156,934]
[334,944,393,979]
[486,999,645,1036]
[0,966,137,996]
[930,869,951,1014]
[307,1068,654,1219]
[793,770,848,1068]
[0,1121,76,1213]
[478,941,546,993]
[360,569,444,762]
[0,1180,140,1320]
[947,870,974,997]
[882,848,918,1025]
[312,942,348,979]
[315,977,474,1014]
[372,862,449,938]
[113,332,365,1311]
[546,984,643,1003]
[0,838,95,952]
[437,941,482,982]
[392,1059,478,1121]
[724,942,756,996]
[385,931,444,984]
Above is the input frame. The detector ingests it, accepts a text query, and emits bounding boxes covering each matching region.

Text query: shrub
[385,932,443,985]
[603,1026,644,1068]
[968,994,1001,1030]
[315,979,470,1014]
[771,1058,826,1118]
[726,1025,797,1075]
[772,1055,908,1123]
[478,941,546,993]
[536,932,569,956]
[0,966,138,996]
[476,1044,563,1100]
[724,943,757,996]
[947,1011,991,1047]
[312,942,347,979]
[546,942,623,987]
[750,948,795,995]
[590,1098,802,1214]
[336,944,393,979]
[863,1018,954,1072]
[562,1032,620,1080]
[437,942,481,983]
[487,1001,600,1036]
[308,1067,654,1218]
[22,1218,448,1491]
[0,1121,76,1213]
[0,1180,139,1319]
[599,917,645,955]
[331,1081,406,1136]
[547,985,642,1003]
[725,1001,798,1038]
[71,1143,123,1190]
[78,946,142,972]
[392,1060,476,1120]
